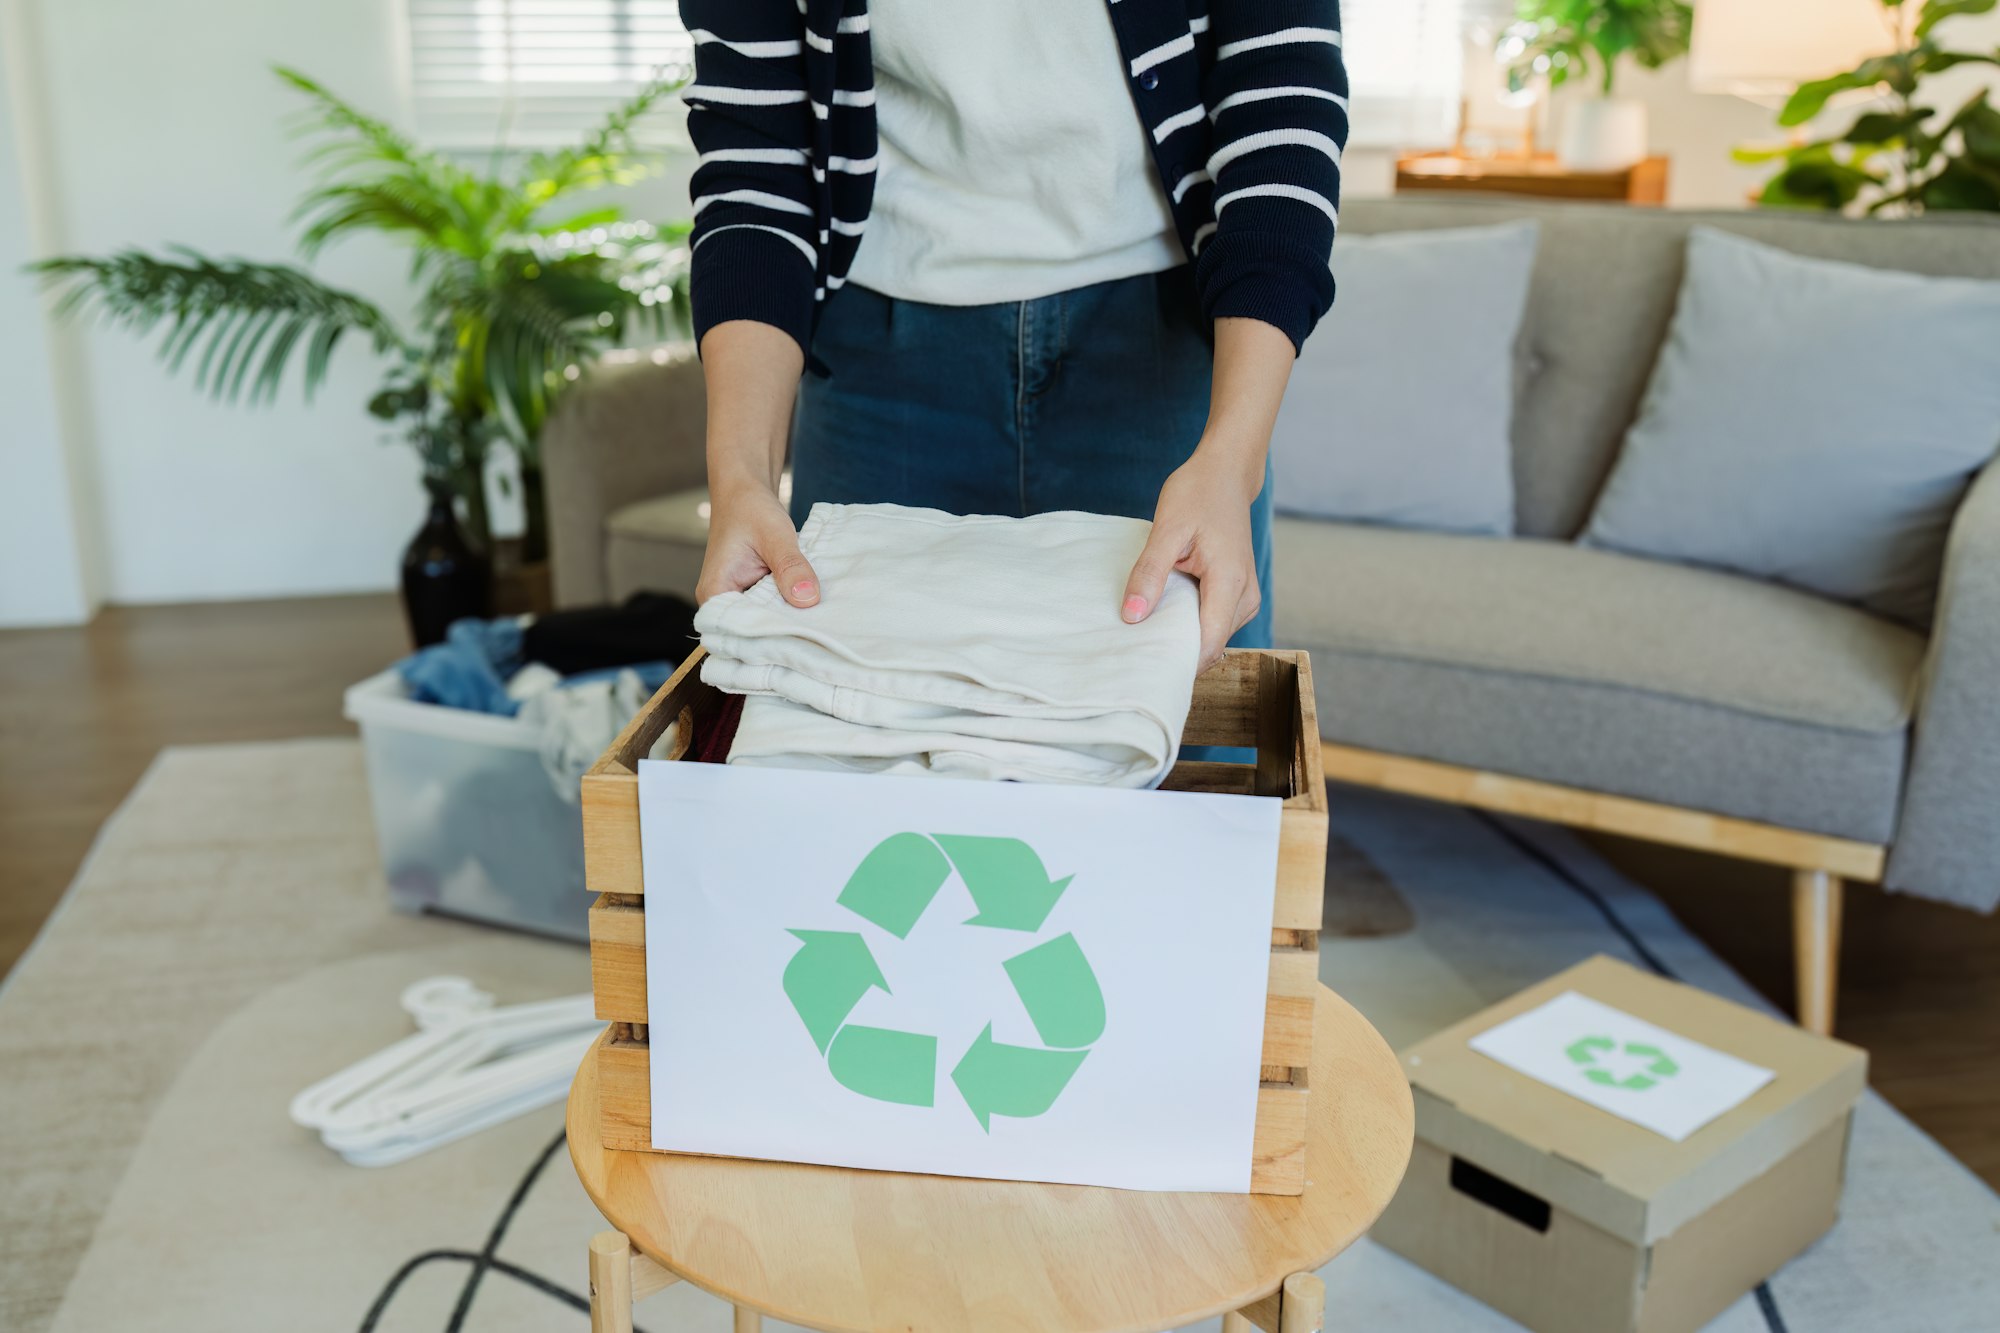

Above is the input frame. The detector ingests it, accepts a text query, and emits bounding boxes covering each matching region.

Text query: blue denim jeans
[790,266,1275,651]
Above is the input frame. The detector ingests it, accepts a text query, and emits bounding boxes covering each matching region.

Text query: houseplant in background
[1499,0,1694,170]
[32,67,691,644]
[1736,0,2000,214]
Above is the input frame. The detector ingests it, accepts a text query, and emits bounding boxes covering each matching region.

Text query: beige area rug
[2,741,1995,1332]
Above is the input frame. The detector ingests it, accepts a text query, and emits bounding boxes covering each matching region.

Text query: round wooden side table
[569,982,1413,1333]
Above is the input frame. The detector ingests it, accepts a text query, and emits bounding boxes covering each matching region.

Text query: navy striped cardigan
[681,0,1348,356]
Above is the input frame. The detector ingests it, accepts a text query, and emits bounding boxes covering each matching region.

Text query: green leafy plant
[32,67,692,558]
[1737,0,2000,214]
[1499,0,1694,96]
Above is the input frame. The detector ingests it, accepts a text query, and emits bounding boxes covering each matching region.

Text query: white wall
[25,0,425,611]
[0,0,99,625]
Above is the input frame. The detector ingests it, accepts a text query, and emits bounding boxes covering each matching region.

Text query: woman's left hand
[1122,444,1263,672]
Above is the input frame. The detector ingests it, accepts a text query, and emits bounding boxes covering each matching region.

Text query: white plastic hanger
[291,975,603,1166]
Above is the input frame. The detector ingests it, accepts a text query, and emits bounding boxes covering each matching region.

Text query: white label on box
[1467,991,1776,1142]
[637,760,1282,1192]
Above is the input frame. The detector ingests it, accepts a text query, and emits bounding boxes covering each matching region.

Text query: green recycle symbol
[781,833,1105,1131]
[1565,1035,1681,1091]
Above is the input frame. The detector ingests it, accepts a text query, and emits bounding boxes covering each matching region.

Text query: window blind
[406,0,693,150]
[405,0,1502,153]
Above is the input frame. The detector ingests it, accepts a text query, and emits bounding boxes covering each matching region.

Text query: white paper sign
[637,760,1282,1192]
[1468,991,1775,1142]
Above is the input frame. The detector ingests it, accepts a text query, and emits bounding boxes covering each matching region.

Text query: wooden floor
[3,594,1997,1189]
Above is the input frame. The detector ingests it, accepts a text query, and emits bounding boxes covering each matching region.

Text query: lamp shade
[1690,0,1897,97]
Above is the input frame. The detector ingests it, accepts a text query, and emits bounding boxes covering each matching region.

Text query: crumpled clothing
[397,616,528,715]
[694,503,1202,788]
[517,667,671,800]
[395,612,678,800]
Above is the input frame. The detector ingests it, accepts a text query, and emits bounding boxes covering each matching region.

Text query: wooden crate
[579,647,1329,1194]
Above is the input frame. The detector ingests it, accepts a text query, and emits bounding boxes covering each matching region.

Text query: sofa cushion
[1272,517,1924,842]
[1341,198,2000,540]
[1581,227,2000,627]
[1272,221,1537,536]
[604,487,711,603]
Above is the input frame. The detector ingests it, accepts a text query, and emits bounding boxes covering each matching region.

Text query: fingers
[1194,574,1261,671]
[1123,525,1187,625]
[694,489,821,608]
[767,540,821,607]
[1195,574,1239,670]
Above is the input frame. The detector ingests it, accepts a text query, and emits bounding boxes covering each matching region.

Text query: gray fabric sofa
[544,197,2000,1029]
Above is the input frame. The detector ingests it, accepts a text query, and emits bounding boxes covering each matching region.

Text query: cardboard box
[1373,955,1866,1333]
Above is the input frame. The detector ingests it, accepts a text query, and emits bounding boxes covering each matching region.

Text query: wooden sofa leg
[1792,870,1844,1036]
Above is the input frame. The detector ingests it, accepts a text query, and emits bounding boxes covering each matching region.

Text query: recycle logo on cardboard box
[781,833,1106,1130]
[1565,1034,1681,1092]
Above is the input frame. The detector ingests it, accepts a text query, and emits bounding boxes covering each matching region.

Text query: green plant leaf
[1947,91,2000,163]
[1922,158,2000,209]
[1757,158,1882,210]
[1917,0,1997,41]
[29,249,405,403]
[1844,107,1936,144]
[1921,48,2000,75]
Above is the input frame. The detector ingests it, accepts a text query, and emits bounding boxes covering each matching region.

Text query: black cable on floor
[443,1127,570,1332]
[358,1248,600,1325]
[1475,811,1679,980]
[355,1126,654,1333]
[1473,811,1791,1333]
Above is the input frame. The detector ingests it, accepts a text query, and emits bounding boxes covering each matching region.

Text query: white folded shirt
[694,503,1202,788]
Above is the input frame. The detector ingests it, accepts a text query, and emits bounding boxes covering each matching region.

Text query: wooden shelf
[1395,152,1669,205]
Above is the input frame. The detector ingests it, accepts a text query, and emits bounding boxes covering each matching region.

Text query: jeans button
[1139,70,1160,90]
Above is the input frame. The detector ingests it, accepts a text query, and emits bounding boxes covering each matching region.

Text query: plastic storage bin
[344,669,589,941]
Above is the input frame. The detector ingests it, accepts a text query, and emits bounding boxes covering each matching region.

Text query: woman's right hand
[696,478,821,608]
[692,320,816,608]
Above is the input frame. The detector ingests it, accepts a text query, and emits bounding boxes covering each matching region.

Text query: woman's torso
[842,0,1186,307]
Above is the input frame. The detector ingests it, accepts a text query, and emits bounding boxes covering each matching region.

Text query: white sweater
[842,0,1185,306]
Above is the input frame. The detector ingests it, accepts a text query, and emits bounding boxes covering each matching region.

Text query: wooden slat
[1286,653,1327,813]
[1158,760,1256,795]
[1320,741,1886,880]
[582,770,645,896]
[583,650,730,898]
[591,894,647,1022]
[1181,650,1264,747]
[1272,805,1327,930]
[600,1039,654,1152]
[1262,942,1318,1068]
[1254,654,1294,799]
[1249,1077,1310,1194]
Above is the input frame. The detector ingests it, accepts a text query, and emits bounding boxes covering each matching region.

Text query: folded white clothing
[695,503,1202,788]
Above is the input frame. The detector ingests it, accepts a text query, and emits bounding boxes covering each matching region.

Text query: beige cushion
[1272,517,1924,841]
[604,486,710,602]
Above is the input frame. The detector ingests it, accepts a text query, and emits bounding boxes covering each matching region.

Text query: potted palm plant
[33,67,691,640]
[1499,0,1694,170]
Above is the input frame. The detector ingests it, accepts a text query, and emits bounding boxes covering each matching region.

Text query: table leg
[734,1306,763,1332]
[1280,1273,1325,1332]
[589,1231,635,1333]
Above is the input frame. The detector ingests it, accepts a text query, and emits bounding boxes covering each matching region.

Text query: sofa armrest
[1884,461,2000,911]
[543,346,710,607]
